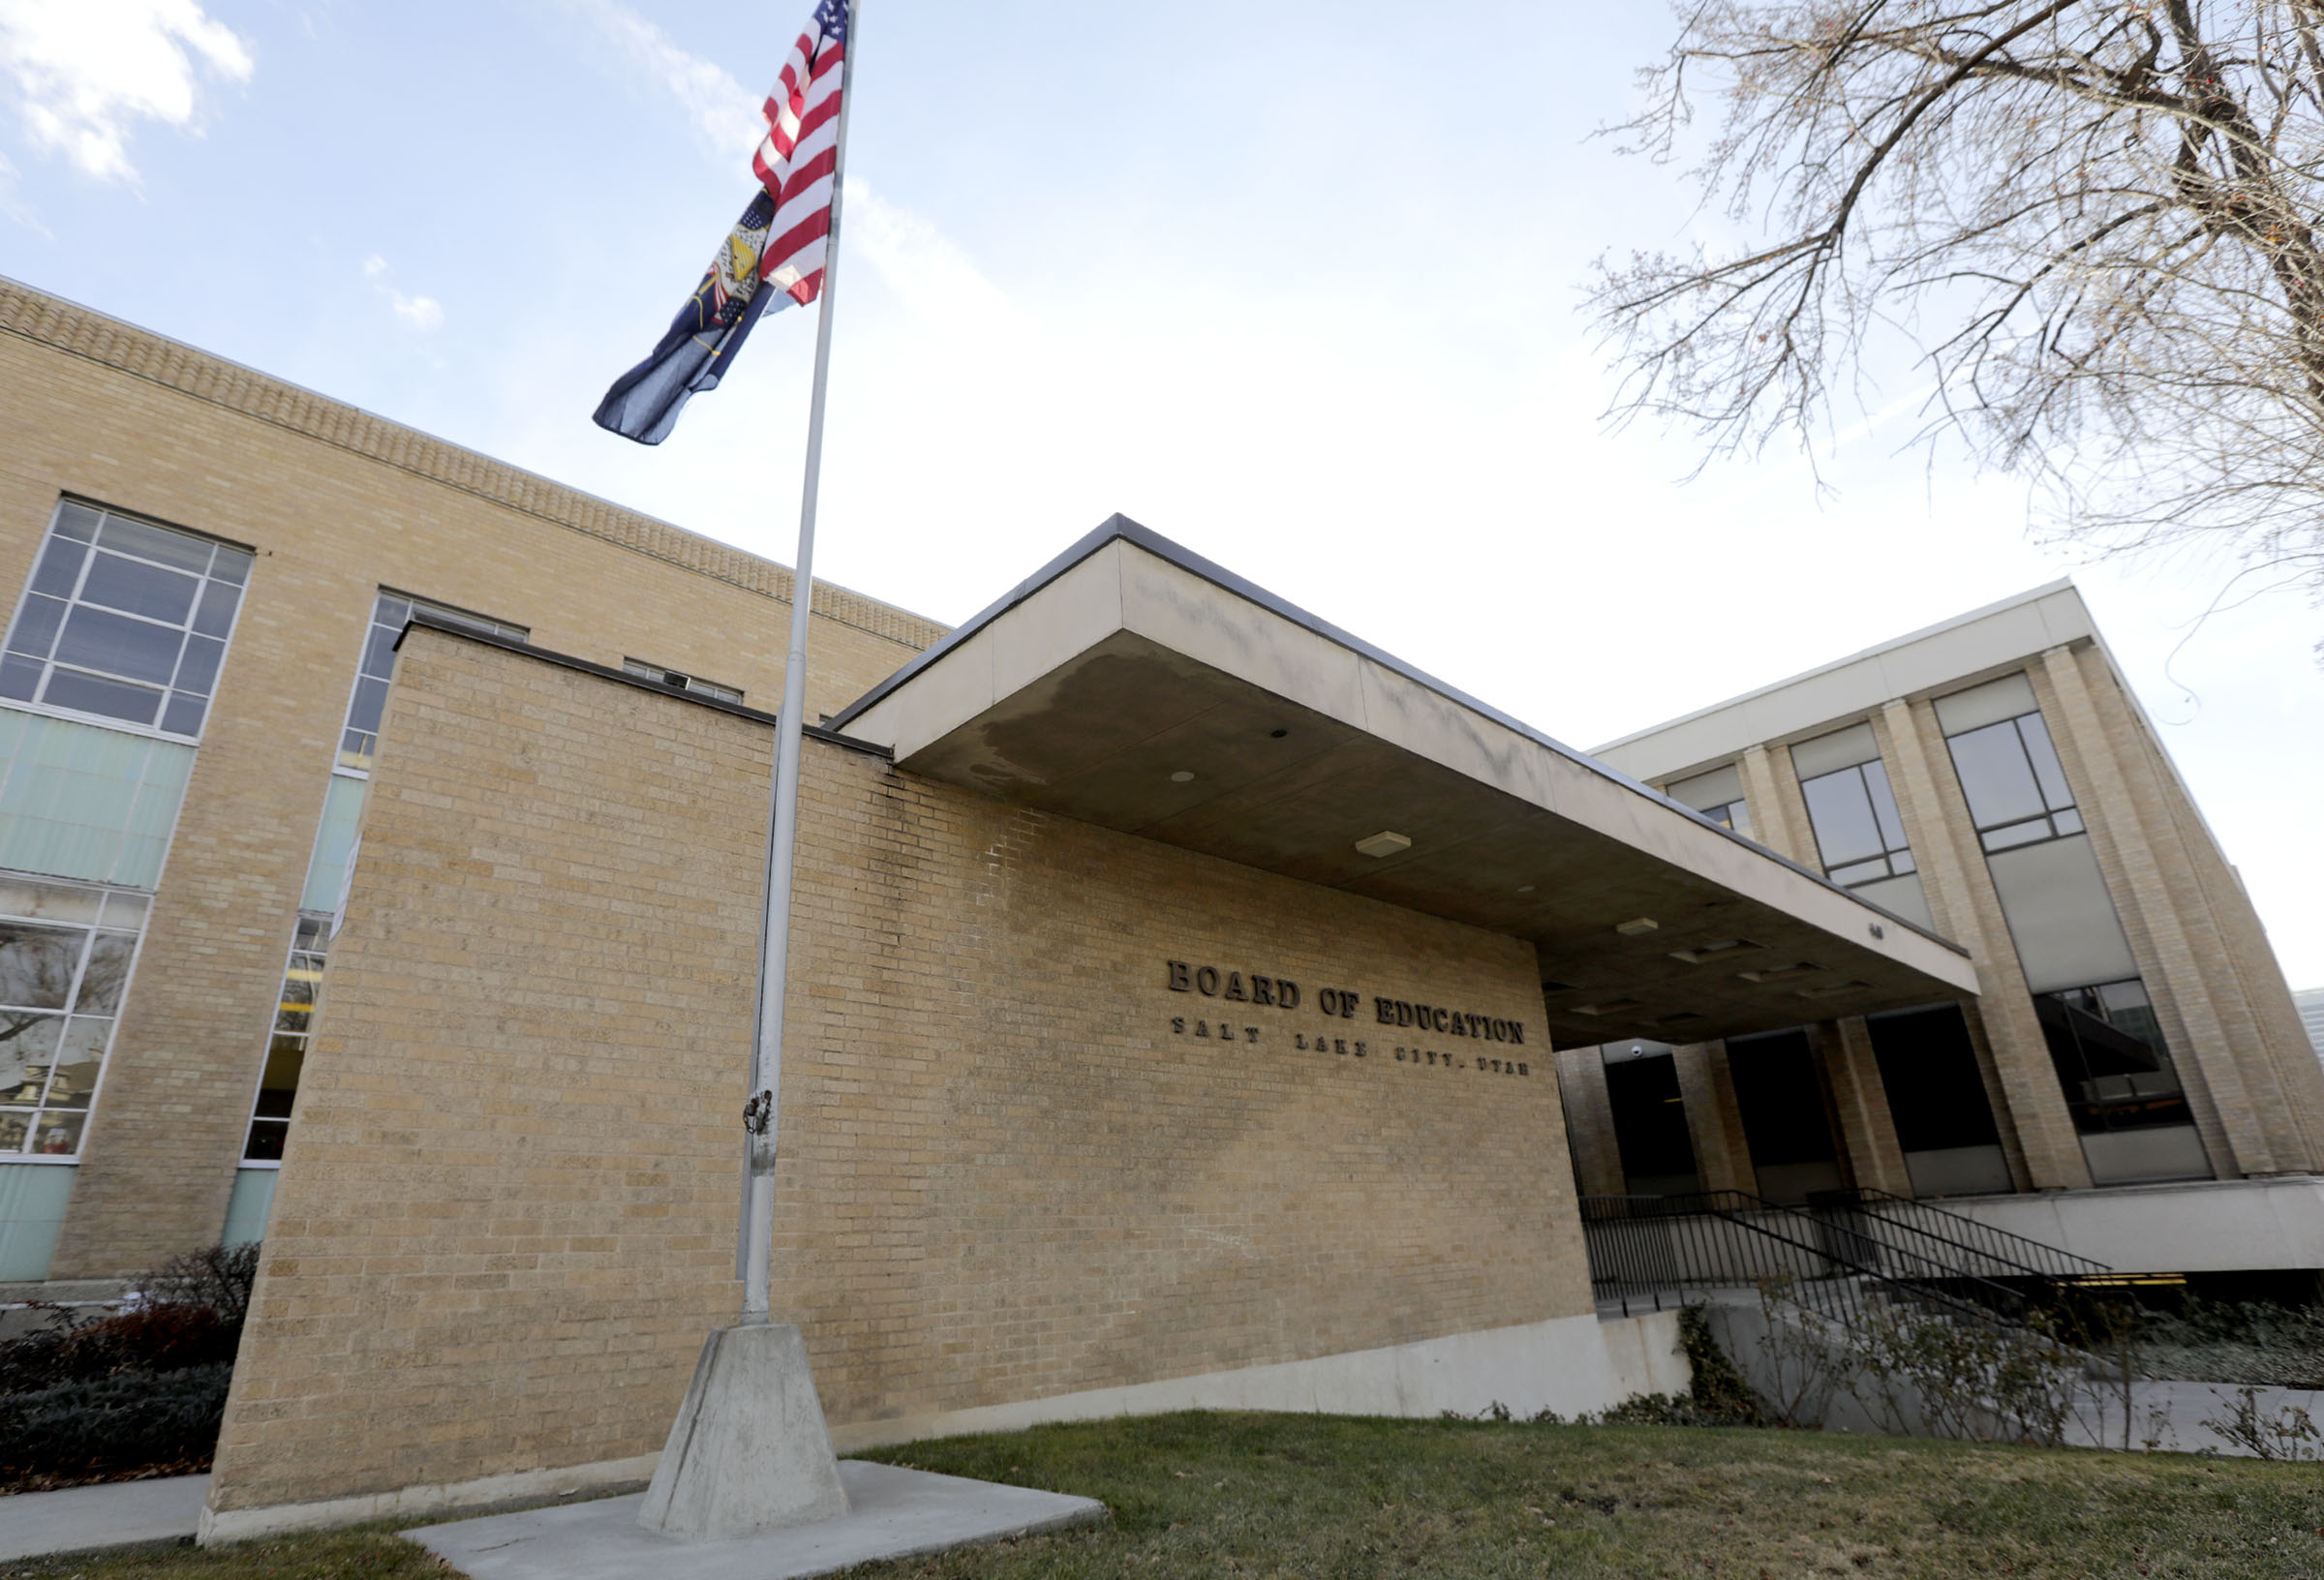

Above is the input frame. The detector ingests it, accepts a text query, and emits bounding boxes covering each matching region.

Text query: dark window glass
[97,517,211,574]
[191,581,240,638]
[1864,1003,2003,1152]
[3,503,249,737]
[1944,711,2083,853]
[8,594,66,659]
[40,669,161,727]
[78,553,199,624]
[1800,759,1913,886]
[2034,979,2190,1134]
[1725,1028,1839,1168]
[1604,1049,1699,1191]
[172,634,226,696]
[28,538,85,598]
[53,606,183,686]
[1802,768,1883,866]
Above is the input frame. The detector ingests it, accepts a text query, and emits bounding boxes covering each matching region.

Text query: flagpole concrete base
[637,1324,850,1542]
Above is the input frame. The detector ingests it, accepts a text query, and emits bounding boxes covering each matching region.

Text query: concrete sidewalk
[411,1460,1106,1580]
[0,1474,210,1561]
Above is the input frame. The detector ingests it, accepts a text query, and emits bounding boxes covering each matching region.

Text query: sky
[0,0,2319,988]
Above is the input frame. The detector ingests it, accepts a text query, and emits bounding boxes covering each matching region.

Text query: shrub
[0,1241,257,1394]
[0,1362,232,1488]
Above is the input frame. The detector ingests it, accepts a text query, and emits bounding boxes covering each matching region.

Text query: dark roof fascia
[395,611,893,758]
[829,515,1967,958]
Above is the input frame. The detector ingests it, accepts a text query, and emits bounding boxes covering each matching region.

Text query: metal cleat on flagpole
[633,0,863,1543]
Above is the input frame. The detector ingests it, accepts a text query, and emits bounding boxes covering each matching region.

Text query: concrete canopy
[833,519,1977,1047]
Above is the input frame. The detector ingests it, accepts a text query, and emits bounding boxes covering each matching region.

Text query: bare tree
[1595,1,2324,615]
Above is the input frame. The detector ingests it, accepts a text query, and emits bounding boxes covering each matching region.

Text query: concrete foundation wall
[206,629,1595,1523]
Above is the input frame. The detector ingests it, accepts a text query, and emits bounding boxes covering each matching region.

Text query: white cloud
[362,255,443,331]
[561,0,758,163]
[0,0,252,182]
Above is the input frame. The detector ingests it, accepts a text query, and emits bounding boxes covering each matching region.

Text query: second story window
[1791,723,1913,889]
[1665,764,1753,838]
[0,501,253,738]
[1944,708,2082,853]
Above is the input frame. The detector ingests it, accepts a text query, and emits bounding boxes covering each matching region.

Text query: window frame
[0,876,153,1162]
[1942,709,2086,855]
[0,500,254,744]
[1797,757,1916,888]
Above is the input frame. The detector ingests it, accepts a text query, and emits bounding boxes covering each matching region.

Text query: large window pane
[40,669,161,728]
[0,875,145,1159]
[2034,979,2190,1133]
[53,607,183,686]
[1802,769,1883,866]
[1948,719,2047,829]
[2,502,249,739]
[78,554,199,624]
[0,922,83,1009]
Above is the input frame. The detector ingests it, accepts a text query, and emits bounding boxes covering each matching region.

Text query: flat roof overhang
[832,518,1978,1047]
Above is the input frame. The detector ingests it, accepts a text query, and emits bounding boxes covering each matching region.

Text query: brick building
[0,277,2317,1536]
[1581,587,2324,1268]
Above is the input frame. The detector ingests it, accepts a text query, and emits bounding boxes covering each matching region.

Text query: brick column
[2034,646,2264,1176]
[1671,1041,1757,1196]
[1875,697,2090,1190]
[1814,1018,1914,1196]
[1553,1045,1628,1197]
[1739,743,1817,866]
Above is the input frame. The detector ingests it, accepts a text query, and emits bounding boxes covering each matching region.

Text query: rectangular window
[0,875,148,1158]
[2033,978,2191,1135]
[1944,710,2083,853]
[1798,758,1915,887]
[622,658,743,705]
[0,501,252,739]
[243,913,328,1163]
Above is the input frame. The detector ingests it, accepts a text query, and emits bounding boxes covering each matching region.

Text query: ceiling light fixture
[1169,771,1195,783]
[1354,830,1412,858]
[1613,917,1660,936]
[1516,884,1536,894]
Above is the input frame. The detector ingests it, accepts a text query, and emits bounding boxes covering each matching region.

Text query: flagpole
[740,0,863,1325]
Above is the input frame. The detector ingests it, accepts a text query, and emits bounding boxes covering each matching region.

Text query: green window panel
[0,1160,76,1281]
[0,712,194,889]
[299,776,367,915]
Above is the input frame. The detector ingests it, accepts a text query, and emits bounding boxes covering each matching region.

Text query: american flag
[591,0,853,444]
[751,0,849,307]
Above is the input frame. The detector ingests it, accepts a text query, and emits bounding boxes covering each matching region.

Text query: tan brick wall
[0,287,944,1278]
[207,629,1586,1514]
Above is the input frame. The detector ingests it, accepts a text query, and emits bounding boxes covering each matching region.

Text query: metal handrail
[1579,1190,2042,1333]
[1835,1187,2112,1281]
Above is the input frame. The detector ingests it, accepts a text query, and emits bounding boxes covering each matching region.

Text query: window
[339,592,527,772]
[1799,759,1914,887]
[1945,711,2083,853]
[0,501,252,738]
[243,913,328,1163]
[1666,765,1753,839]
[2034,979,2189,1133]
[0,875,147,1158]
[623,659,742,705]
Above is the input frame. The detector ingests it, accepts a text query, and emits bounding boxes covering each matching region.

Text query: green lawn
[13,1412,2324,1580]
